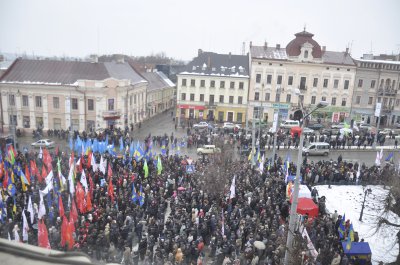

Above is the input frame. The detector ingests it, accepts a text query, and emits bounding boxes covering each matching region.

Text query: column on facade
[65,95,71,131]
[28,93,36,130]
[78,96,85,131]
[42,95,49,130]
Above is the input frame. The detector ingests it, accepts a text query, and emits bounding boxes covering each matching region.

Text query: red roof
[286,30,322,58]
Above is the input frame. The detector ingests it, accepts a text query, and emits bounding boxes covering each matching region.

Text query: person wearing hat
[331,210,338,223]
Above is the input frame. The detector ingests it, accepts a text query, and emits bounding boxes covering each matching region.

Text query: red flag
[38,220,51,249]
[58,195,64,217]
[55,146,59,157]
[69,152,75,167]
[86,191,92,212]
[87,151,92,170]
[25,165,31,184]
[77,155,84,173]
[67,220,75,250]
[2,170,9,188]
[88,172,94,197]
[61,216,74,250]
[75,182,86,214]
[108,164,112,179]
[61,216,68,247]
[0,162,4,178]
[43,148,52,171]
[70,198,78,224]
[40,165,47,183]
[69,214,75,233]
[108,178,114,203]
[30,160,38,178]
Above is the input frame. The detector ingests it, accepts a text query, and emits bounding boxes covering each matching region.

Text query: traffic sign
[186,165,195,173]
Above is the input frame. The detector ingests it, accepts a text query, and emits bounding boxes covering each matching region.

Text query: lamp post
[359,188,372,221]
[272,87,282,161]
[284,100,328,265]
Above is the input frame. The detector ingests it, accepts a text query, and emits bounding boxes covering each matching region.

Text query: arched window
[304,50,309,59]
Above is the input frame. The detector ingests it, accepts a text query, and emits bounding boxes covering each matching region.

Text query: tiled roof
[0,58,147,85]
[180,52,249,78]
[322,51,355,66]
[142,71,174,91]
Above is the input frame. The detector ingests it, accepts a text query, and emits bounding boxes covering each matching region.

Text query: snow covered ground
[316,185,400,264]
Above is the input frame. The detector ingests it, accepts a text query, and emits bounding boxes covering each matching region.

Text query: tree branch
[379,217,400,228]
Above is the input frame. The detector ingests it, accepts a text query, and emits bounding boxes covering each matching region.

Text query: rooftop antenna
[242,42,245,55]
[349,40,353,55]
[303,24,306,32]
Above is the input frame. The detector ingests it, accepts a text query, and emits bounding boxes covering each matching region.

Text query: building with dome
[248,29,356,125]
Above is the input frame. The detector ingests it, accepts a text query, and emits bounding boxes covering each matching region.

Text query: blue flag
[119,137,124,152]
[385,152,394,162]
[131,184,138,203]
[139,185,144,207]
[338,214,346,238]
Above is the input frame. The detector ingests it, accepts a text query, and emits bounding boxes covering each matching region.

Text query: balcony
[102,110,122,120]
[377,88,397,96]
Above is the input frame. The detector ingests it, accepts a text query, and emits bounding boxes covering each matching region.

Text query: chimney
[250,41,252,47]
[90,54,98,63]
[229,52,231,59]
[322,46,326,52]
[345,47,349,54]
[207,56,211,68]
[276,44,280,49]
[116,54,124,64]
[264,41,268,50]
[198,49,203,56]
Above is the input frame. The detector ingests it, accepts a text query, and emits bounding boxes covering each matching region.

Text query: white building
[249,30,356,124]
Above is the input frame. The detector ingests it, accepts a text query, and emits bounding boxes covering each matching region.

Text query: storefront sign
[178,104,205,110]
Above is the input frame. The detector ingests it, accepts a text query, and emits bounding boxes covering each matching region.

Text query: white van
[280,120,300,129]
[302,142,330,156]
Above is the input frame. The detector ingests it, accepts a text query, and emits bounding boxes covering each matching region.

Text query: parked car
[303,127,315,135]
[379,128,393,135]
[193,121,209,130]
[196,144,221,155]
[302,142,330,156]
[223,122,241,131]
[331,122,345,129]
[280,120,300,129]
[307,123,324,131]
[31,139,55,148]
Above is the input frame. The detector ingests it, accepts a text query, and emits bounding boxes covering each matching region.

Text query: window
[181,93,186,100]
[368,97,373,105]
[356,96,361,104]
[239,82,244,89]
[334,79,339,88]
[53,118,62,130]
[286,94,291,103]
[107,99,114,111]
[182,79,187,86]
[88,99,94,111]
[220,95,225,103]
[322,96,326,102]
[254,92,260,101]
[72,98,78,110]
[53,97,59,109]
[22,95,29,107]
[8,94,15,106]
[370,80,376,88]
[397,99,400,106]
[190,79,195,87]
[86,120,95,131]
[300,77,307,90]
[313,78,318,87]
[229,96,234,104]
[323,79,328,88]
[190,93,195,101]
[277,75,282,85]
[265,93,270,101]
[9,115,17,125]
[358,79,363,87]
[344,80,349,90]
[288,76,293,86]
[304,50,309,58]
[200,94,204,102]
[237,113,243,123]
[311,96,316,105]
[331,97,336,106]
[209,95,214,104]
[220,81,225,88]
[200,80,205,87]
[23,116,30,128]
[230,81,235,89]
[256,74,261,83]
[238,96,243,104]
[210,80,215,88]
[35,96,42,108]
[267,75,272,84]
[341,98,346,106]
[275,93,280,102]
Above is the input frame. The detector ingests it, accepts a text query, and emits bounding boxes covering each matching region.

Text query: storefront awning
[178,104,205,110]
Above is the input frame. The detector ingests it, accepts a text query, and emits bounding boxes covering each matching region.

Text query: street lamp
[284,100,328,265]
[359,188,372,221]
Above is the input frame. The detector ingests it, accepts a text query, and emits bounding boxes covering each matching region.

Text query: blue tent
[341,242,372,265]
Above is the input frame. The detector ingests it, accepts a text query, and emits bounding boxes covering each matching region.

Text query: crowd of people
[0,126,392,265]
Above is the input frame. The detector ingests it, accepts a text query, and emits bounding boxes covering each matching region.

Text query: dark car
[307,123,324,131]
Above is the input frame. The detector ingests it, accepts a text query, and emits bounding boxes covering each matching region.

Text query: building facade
[249,30,356,124]
[0,58,147,132]
[351,54,400,126]
[142,71,176,118]
[176,50,249,125]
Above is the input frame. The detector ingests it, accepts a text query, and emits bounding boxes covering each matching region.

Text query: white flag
[375,151,381,166]
[8,232,11,241]
[27,196,34,224]
[39,147,43,159]
[22,211,29,241]
[40,180,53,195]
[38,193,46,219]
[91,152,98,172]
[68,166,75,194]
[99,156,106,174]
[14,228,20,242]
[258,154,265,173]
[45,170,54,185]
[229,175,236,199]
[80,170,88,192]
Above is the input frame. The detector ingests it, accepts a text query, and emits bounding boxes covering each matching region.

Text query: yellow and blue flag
[139,185,144,207]
[338,214,346,238]
[143,160,149,178]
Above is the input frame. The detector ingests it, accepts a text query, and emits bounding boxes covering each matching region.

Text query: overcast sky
[1,0,399,61]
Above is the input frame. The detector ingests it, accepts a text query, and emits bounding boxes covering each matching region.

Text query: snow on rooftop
[316,185,400,264]
[357,59,400,65]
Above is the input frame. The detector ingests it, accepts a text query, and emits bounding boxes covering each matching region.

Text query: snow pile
[316,185,399,264]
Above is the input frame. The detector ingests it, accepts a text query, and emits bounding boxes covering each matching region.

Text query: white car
[197,145,221,155]
[223,122,241,131]
[31,139,55,148]
[280,120,300,129]
[303,127,315,135]
[193,121,209,129]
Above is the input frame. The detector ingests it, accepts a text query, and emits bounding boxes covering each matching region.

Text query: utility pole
[251,121,256,168]
[271,111,279,161]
